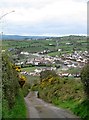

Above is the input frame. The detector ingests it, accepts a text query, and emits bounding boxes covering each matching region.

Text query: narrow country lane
[24,91,80,119]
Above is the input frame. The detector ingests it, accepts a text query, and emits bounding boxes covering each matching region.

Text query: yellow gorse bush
[18,74,26,87]
[15,67,21,72]
[48,77,54,83]
[19,75,26,81]
[12,64,21,72]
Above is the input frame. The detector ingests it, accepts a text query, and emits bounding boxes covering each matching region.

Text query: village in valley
[15,50,88,77]
[9,36,88,78]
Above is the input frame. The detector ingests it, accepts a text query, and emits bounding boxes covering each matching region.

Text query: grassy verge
[22,82,31,97]
[52,97,89,119]
[2,89,27,119]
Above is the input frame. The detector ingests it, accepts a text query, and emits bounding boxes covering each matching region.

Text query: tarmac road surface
[24,91,80,119]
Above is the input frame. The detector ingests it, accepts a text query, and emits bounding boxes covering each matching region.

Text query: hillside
[32,70,89,120]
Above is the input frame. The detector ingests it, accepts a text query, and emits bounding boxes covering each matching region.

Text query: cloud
[0,0,87,35]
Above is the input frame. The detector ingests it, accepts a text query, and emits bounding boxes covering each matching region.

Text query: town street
[24,91,80,119]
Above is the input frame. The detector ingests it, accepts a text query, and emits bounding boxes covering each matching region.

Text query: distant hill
[2,35,52,40]
[2,34,86,40]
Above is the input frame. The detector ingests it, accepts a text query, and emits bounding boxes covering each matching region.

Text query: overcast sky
[0,0,88,36]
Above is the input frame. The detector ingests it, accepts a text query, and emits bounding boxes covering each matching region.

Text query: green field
[2,36,87,56]
[21,66,37,72]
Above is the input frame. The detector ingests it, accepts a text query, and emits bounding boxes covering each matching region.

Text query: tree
[81,63,89,99]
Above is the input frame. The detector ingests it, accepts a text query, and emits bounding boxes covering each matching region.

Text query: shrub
[2,53,20,109]
[81,63,89,99]
[40,70,57,81]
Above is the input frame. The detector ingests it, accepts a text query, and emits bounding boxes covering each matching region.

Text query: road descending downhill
[24,91,80,119]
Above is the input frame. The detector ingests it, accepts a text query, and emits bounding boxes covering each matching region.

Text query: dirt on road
[24,91,80,119]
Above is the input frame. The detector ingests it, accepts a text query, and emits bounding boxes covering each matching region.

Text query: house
[76,59,81,62]
[58,49,61,52]
[20,52,29,55]
[15,62,24,66]
[68,74,73,77]
[34,69,42,73]
[62,73,69,77]
[66,42,71,45]
[2,50,5,52]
